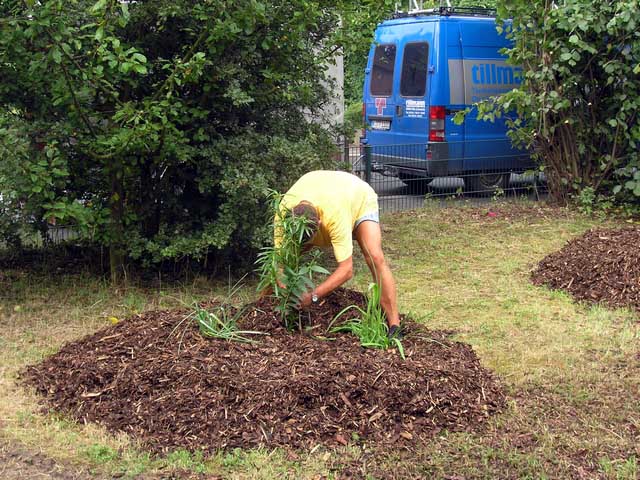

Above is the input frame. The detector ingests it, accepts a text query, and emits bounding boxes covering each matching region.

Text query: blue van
[361,6,531,191]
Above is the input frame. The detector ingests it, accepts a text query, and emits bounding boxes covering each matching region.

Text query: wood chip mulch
[531,226,640,312]
[21,288,505,454]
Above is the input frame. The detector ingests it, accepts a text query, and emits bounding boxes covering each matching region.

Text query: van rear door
[364,22,434,146]
[393,41,430,144]
[365,42,397,144]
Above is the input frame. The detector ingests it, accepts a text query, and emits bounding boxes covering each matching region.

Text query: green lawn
[1,201,638,479]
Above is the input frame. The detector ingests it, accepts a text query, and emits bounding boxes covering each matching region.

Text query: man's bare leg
[354,220,400,327]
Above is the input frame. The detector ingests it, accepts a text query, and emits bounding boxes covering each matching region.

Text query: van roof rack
[392,6,497,19]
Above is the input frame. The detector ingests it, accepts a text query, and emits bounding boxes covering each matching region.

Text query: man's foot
[388,324,403,340]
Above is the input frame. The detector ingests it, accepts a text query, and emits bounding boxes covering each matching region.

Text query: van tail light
[429,106,446,142]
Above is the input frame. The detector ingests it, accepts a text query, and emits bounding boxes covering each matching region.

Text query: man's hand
[295,290,313,310]
[258,285,274,299]
[294,257,353,310]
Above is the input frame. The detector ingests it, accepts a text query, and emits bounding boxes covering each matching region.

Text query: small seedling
[329,283,405,359]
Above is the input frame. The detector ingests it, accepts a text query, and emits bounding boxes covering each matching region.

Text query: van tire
[399,174,431,194]
[465,173,508,194]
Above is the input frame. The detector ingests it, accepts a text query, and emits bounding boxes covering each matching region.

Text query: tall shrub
[0,0,339,279]
[491,0,640,203]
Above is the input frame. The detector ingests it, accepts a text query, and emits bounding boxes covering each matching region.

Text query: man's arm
[297,256,353,308]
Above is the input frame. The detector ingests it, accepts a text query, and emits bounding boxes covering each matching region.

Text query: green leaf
[91,0,108,13]
[132,53,147,63]
[51,46,62,64]
[120,2,130,19]
[310,265,329,274]
[95,26,104,41]
[132,64,147,75]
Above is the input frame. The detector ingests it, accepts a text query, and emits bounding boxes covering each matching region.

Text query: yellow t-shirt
[278,171,378,262]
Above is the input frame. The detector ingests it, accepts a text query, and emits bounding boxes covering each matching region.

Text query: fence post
[343,136,349,170]
[364,144,372,185]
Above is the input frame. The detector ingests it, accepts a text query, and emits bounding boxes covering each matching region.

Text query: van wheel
[465,173,508,194]
[399,174,431,193]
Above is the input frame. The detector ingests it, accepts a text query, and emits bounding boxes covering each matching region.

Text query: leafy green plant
[192,303,264,344]
[256,191,329,331]
[329,283,405,359]
[171,274,264,344]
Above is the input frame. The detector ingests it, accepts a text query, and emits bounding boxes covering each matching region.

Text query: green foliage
[0,0,339,274]
[188,276,264,343]
[329,283,405,359]
[256,191,329,330]
[337,0,396,106]
[84,444,119,464]
[479,0,640,206]
[193,304,264,343]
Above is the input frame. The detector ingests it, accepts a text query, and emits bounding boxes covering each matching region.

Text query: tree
[0,0,340,281]
[489,0,640,203]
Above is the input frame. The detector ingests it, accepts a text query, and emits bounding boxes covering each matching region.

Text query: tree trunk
[109,161,127,284]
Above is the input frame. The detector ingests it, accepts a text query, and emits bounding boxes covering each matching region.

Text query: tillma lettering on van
[449,59,523,104]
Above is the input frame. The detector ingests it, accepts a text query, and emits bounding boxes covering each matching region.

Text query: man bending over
[278,170,400,337]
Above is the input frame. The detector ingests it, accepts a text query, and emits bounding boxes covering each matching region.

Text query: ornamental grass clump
[329,283,405,359]
[256,191,329,330]
[193,304,265,343]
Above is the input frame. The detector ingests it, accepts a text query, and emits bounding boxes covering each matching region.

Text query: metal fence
[337,141,545,212]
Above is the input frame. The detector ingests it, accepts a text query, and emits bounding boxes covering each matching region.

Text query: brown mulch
[531,226,640,312]
[21,288,505,454]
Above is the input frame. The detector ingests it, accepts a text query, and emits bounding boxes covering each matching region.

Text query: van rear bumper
[367,142,451,179]
[365,141,532,179]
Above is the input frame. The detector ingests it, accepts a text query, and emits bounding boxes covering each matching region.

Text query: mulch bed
[21,288,505,454]
[531,226,640,312]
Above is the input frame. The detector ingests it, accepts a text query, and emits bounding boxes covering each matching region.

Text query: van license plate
[371,120,390,130]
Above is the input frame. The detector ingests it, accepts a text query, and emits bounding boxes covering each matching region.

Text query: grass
[329,282,405,359]
[191,303,265,343]
[1,200,639,478]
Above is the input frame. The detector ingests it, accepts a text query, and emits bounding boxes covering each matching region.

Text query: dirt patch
[531,227,640,312]
[21,288,505,454]
[0,439,215,480]
[0,439,105,480]
[400,202,575,225]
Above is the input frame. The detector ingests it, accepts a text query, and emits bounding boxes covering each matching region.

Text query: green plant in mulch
[256,190,329,331]
[193,303,265,344]
[172,276,266,344]
[329,283,405,359]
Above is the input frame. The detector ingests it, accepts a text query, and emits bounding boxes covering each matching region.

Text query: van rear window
[400,42,429,97]
[370,44,396,97]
